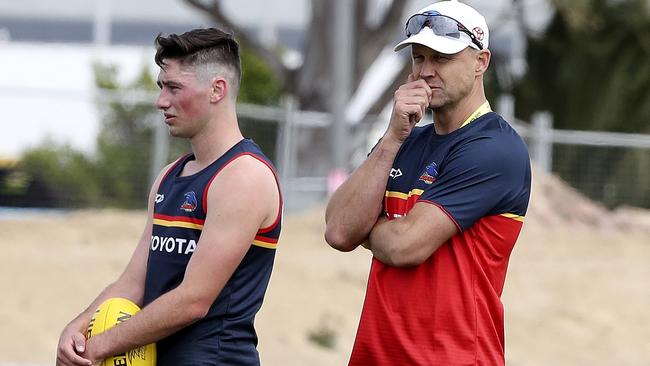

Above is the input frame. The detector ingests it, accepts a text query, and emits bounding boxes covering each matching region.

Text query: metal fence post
[277,95,296,186]
[149,114,169,186]
[331,0,353,173]
[496,94,515,123]
[531,111,553,172]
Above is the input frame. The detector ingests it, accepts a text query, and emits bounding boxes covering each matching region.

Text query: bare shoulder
[206,154,280,227]
[215,154,278,189]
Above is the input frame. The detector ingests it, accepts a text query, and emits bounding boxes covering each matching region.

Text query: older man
[326,1,531,364]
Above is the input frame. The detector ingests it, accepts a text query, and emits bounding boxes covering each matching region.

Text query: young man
[325,1,531,365]
[56,28,282,366]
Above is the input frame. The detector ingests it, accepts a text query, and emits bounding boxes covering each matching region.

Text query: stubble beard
[430,81,473,111]
[429,90,453,111]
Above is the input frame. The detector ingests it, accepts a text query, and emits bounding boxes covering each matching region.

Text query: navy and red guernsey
[144,138,282,366]
[349,111,531,365]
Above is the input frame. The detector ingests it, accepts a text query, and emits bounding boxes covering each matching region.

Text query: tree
[93,63,162,208]
[185,0,408,111]
[513,0,650,208]
[8,46,282,209]
[15,143,101,207]
[183,0,412,175]
[514,0,650,133]
[90,47,284,208]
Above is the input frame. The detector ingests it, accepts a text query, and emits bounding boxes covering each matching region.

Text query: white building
[0,0,551,159]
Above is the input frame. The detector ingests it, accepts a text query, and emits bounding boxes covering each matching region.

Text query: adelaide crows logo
[180,191,198,212]
[419,161,439,185]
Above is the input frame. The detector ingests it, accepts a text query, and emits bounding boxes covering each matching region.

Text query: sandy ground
[0,205,649,365]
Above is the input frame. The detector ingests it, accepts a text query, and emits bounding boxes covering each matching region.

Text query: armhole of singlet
[201,153,282,232]
[250,154,283,234]
[161,153,191,182]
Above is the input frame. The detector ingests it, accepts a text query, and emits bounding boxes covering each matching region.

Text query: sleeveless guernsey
[144,138,282,366]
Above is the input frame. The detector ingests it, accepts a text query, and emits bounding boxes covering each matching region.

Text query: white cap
[394,0,489,54]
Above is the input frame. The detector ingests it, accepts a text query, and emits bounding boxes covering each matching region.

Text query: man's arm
[324,136,401,251]
[325,74,432,251]
[366,122,532,268]
[81,155,279,362]
[365,201,458,267]
[56,162,170,366]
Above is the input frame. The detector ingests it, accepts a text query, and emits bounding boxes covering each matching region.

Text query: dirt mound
[528,166,650,233]
[0,168,648,365]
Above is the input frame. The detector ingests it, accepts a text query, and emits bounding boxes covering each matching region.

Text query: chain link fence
[1,90,649,211]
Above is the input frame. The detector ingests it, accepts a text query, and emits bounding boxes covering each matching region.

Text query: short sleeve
[417,135,531,231]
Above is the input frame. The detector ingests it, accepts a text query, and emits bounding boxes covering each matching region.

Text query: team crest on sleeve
[180,191,198,212]
[419,162,438,185]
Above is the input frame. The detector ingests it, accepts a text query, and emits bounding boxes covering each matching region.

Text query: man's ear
[475,49,491,76]
[210,78,228,103]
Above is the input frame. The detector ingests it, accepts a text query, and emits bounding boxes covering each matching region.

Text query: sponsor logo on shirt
[180,191,198,212]
[155,193,164,204]
[389,168,403,179]
[150,235,197,255]
[419,162,438,185]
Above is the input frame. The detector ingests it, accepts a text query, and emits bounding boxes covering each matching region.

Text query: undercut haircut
[155,27,241,94]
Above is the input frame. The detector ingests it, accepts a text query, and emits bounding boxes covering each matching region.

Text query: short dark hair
[154,27,241,87]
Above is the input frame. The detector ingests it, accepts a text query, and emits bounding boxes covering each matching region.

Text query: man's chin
[430,94,461,111]
[168,128,187,138]
[429,100,448,110]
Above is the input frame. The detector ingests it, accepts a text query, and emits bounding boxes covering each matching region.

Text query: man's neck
[433,86,487,135]
[190,106,243,166]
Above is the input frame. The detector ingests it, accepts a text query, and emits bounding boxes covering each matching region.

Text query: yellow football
[86,297,156,366]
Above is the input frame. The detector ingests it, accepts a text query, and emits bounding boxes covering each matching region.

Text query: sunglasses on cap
[405,11,484,50]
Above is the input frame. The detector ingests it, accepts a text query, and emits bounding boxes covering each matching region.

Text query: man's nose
[419,60,437,79]
[156,92,169,110]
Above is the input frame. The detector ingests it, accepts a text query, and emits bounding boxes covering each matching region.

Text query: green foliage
[238,47,283,105]
[239,117,279,163]
[0,170,28,196]
[93,64,158,208]
[12,46,282,208]
[514,0,650,133]
[19,143,101,207]
[237,46,283,163]
[92,63,192,208]
[514,0,650,208]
